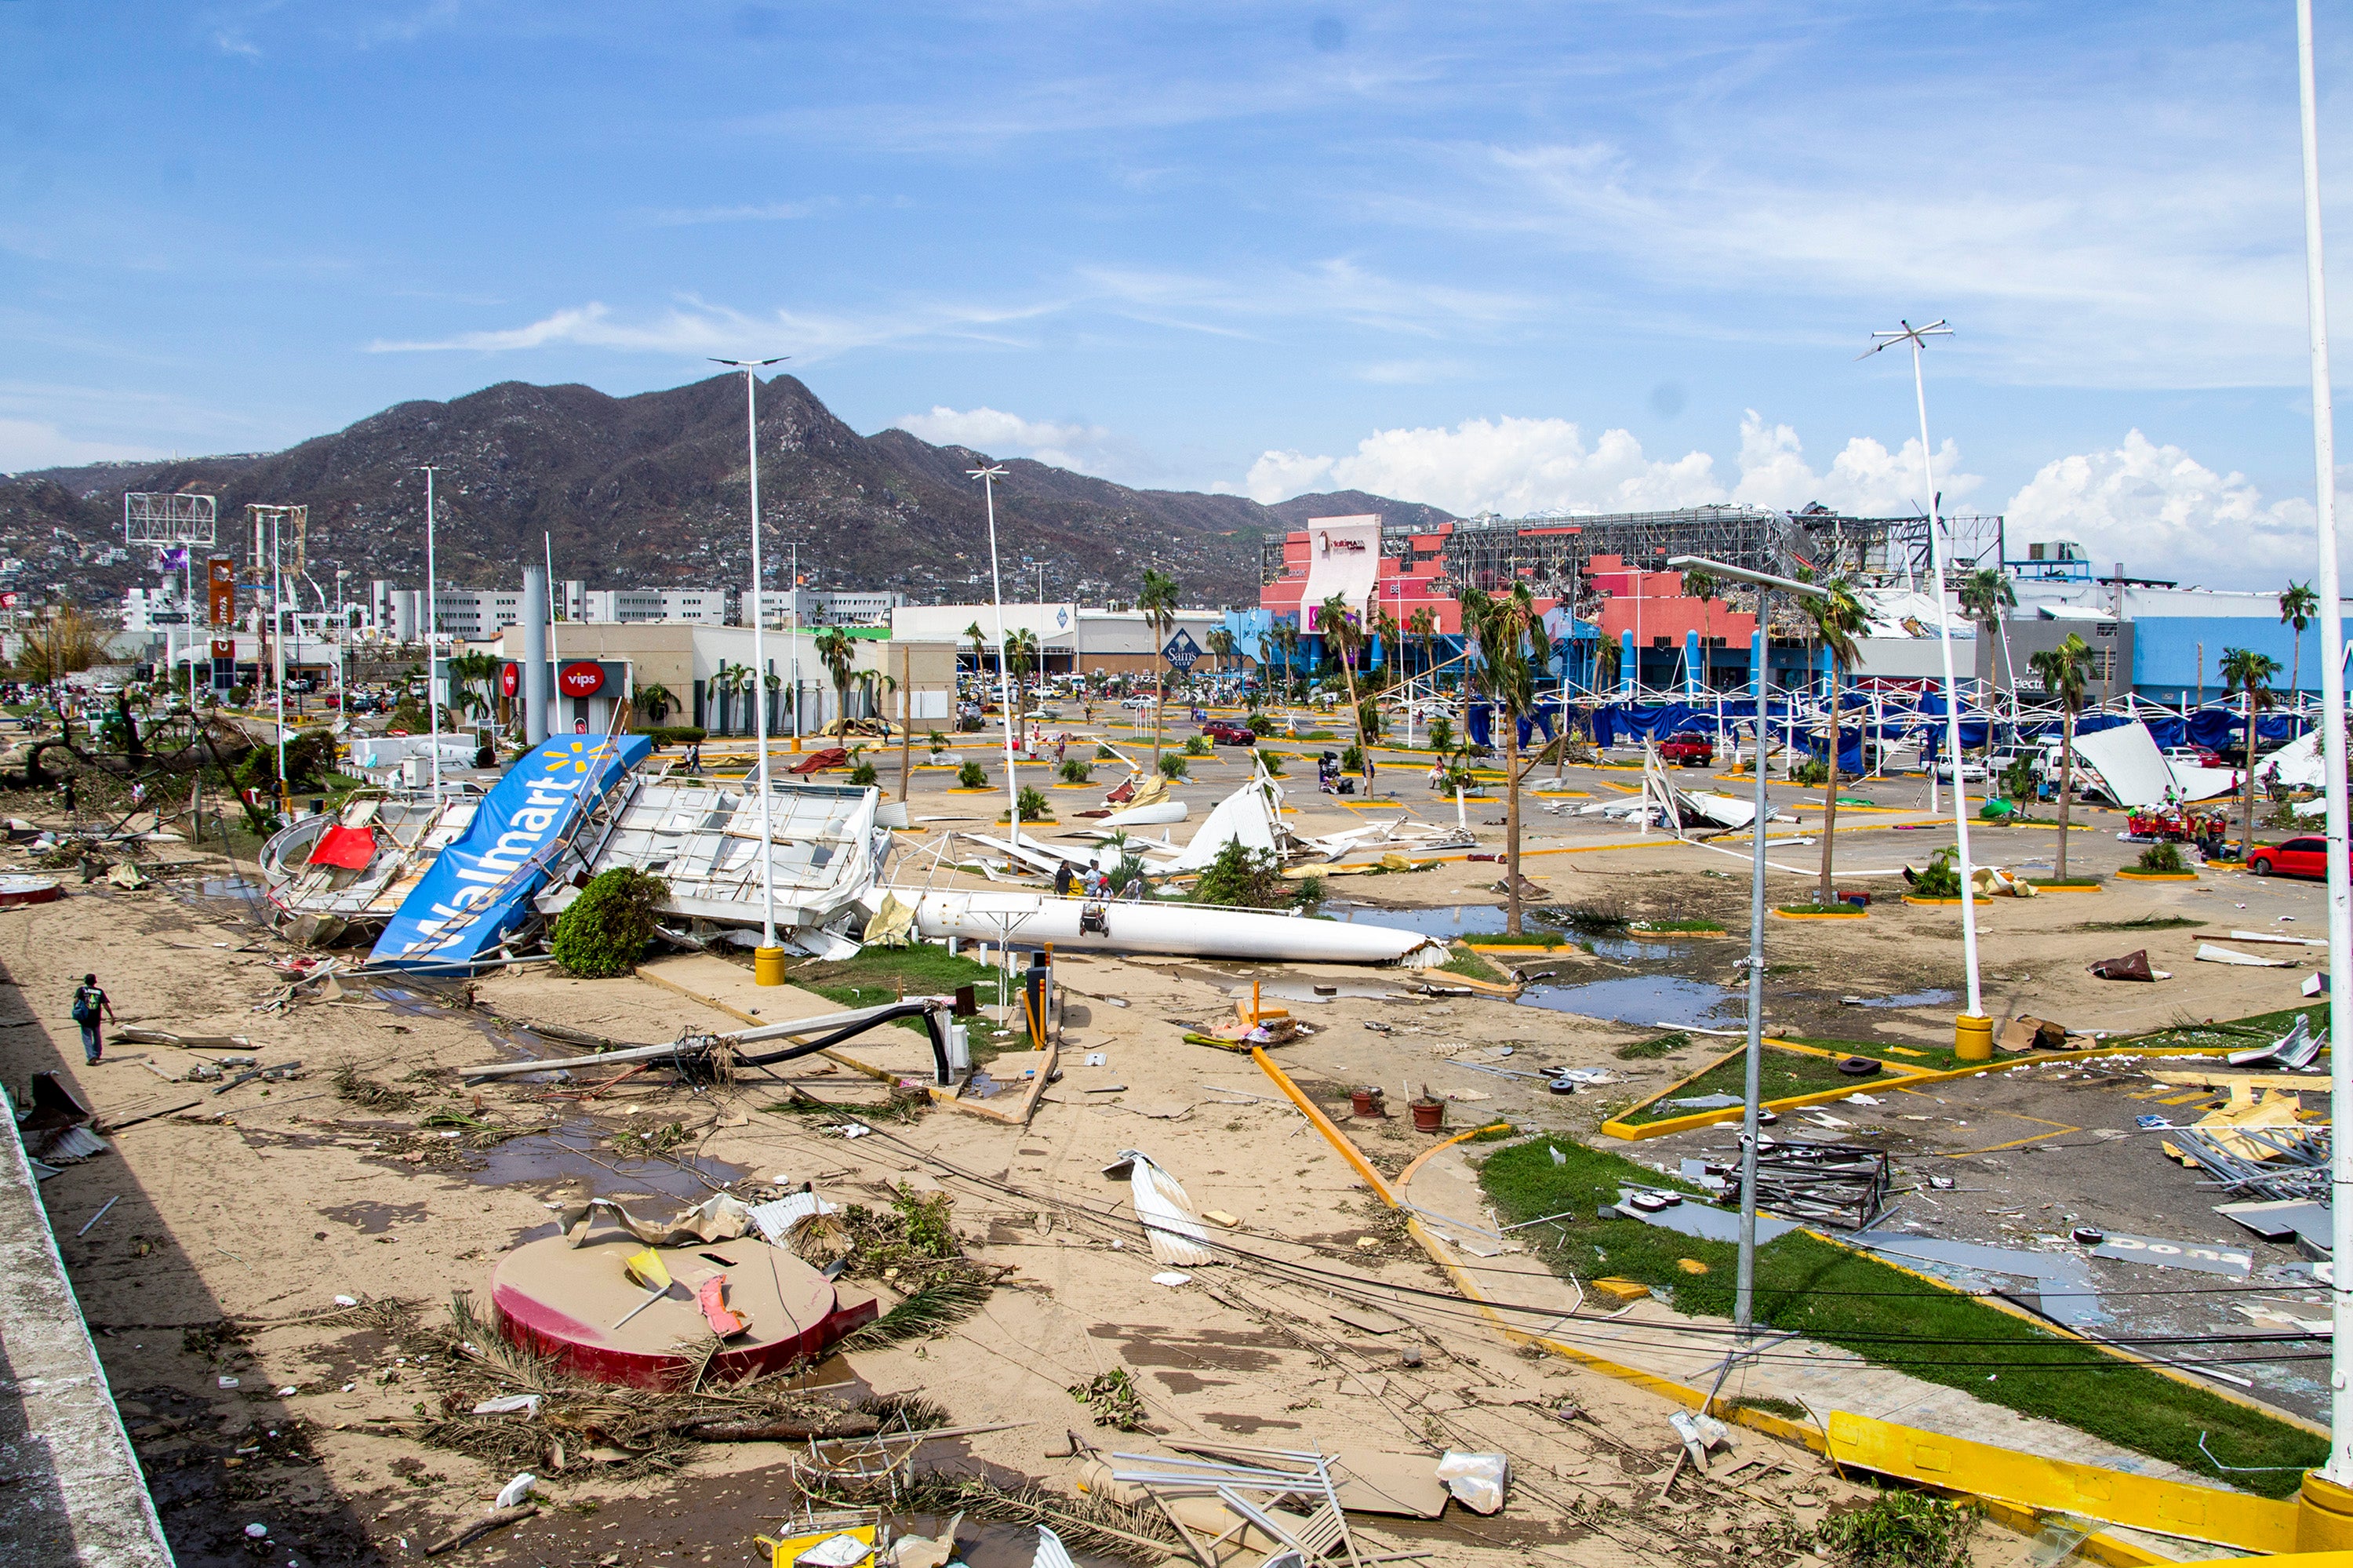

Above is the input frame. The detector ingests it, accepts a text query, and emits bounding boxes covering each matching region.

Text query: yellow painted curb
[1824,1410,2297,1555]
[1268,1100,2216,1568]
[2024,880,2105,892]
[1774,907,1867,919]
[1049,781,1096,789]
[2116,869,2200,881]
[1901,895,1966,907]
[1602,1039,2275,1141]
[946,787,998,794]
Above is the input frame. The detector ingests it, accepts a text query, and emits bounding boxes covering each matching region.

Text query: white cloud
[368,295,1062,361]
[893,405,1134,478]
[1237,410,1978,519]
[2002,431,2325,588]
[0,417,158,474]
[1729,413,1977,517]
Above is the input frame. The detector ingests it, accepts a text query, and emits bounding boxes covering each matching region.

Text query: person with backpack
[71,974,115,1066]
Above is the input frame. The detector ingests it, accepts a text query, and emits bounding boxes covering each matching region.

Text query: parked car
[1200,719,1257,746]
[2162,745,2227,770]
[1933,757,1990,783]
[1657,731,1714,767]
[2247,836,2341,879]
[1119,695,1155,710]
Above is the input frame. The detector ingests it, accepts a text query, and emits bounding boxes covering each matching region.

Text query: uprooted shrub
[550,867,671,977]
[2138,839,2187,874]
[1815,1490,1977,1568]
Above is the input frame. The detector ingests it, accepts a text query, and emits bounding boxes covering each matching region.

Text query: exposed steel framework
[1263,504,2003,601]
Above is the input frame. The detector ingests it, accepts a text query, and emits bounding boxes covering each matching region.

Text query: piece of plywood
[934,1045,1058,1126]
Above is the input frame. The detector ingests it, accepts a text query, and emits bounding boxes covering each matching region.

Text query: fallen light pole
[1667,554,1827,1343]
[456,995,968,1087]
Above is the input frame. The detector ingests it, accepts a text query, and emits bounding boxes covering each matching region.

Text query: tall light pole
[712,356,787,978]
[2293,0,2353,1504]
[1864,320,1988,1057]
[969,464,1024,839]
[417,466,444,809]
[1669,555,1827,1341]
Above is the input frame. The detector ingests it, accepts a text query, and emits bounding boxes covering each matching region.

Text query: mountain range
[0,374,1458,611]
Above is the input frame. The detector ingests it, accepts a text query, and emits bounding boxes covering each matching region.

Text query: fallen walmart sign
[370,733,653,971]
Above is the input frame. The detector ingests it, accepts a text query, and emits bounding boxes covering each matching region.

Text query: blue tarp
[370,733,654,971]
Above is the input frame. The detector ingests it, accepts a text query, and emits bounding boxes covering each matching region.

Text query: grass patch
[2024,875,2103,887]
[1629,917,1726,933]
[791,944,1014,1060]
[1777,902,1864,916]
[1434,944,1498,983]
[1621,1045,1860,1122]
[2118,1000,2328,1054]
[1464,1122,1517,1143]
[1616,1031,1693,1061]
[1479,1137,2326,1494]
[2080,915,2202,932]
[1467,932,1570,948]
[1727,1395,1811,1422]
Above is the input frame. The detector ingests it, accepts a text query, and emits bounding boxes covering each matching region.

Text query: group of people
[1053,860,1145,901]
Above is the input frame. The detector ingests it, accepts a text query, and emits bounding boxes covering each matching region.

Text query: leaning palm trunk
[1504,716,1523,935]
[1817,672,1840,905]
[1339,651,1368,796]
[2057,714,2074,882]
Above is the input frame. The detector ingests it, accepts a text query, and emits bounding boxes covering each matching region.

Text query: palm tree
[2221,646,2282,858]
[711,659,747,734]
[637,682,675,723]
[1958,568,2020,699]
[1205,626,1235,682]
[1460,582,1541,933]
[1682,569,1718,693]
[2280,581,2318,700]
[814,627,855,736]
[1137,568,1179,769]
[1320,593,1373,792]
[1799,571,1867,906]
[1005,626,1039,738]
[1272,620,1300,702]
[2028,633,2094,882]
[1408,606,1439,689]
[962,620,987,682]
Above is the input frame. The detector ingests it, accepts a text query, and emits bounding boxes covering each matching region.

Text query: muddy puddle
[1517,974,1743,1030]
[1845,987,1959,1009]
[471,1114,750,1201]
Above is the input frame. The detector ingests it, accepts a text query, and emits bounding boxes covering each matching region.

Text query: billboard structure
[1299,515,1381,633]
[208,555,237,691]
[126,493,216,702]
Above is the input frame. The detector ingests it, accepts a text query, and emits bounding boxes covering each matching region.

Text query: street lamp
[1667,555,1827,1343]
[712,356,787,980]
[1863,319,1988,1059]
[2292,0,2353,1500]
[416,466,443,809]
[967,464,1024,839]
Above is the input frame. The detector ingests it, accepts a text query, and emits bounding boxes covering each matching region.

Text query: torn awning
[307,824,379,870]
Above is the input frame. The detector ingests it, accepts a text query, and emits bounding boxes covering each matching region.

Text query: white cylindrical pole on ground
[2294,0,2353,1493]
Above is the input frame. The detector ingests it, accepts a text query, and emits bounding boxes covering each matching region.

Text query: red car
[1200,720,1257,746]
[1658,731,1715,767]
[2246,836,2341,879]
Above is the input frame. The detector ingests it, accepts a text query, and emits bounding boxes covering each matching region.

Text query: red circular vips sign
[557,660,606,697]
[499,662,521,697]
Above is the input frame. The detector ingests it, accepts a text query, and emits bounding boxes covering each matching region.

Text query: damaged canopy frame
[455,995,966,1088]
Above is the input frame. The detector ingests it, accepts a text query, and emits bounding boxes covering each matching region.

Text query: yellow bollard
[754,945,787,988]
[2299,1471,2353,1551]
[1954,1013,1993,1061]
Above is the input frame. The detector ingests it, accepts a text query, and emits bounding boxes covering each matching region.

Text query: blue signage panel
[369,732,653,970]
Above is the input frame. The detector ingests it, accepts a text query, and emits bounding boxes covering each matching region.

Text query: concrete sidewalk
[0,1101,173,1566]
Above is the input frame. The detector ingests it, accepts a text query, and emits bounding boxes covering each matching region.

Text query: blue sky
[3,2,2350,587]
